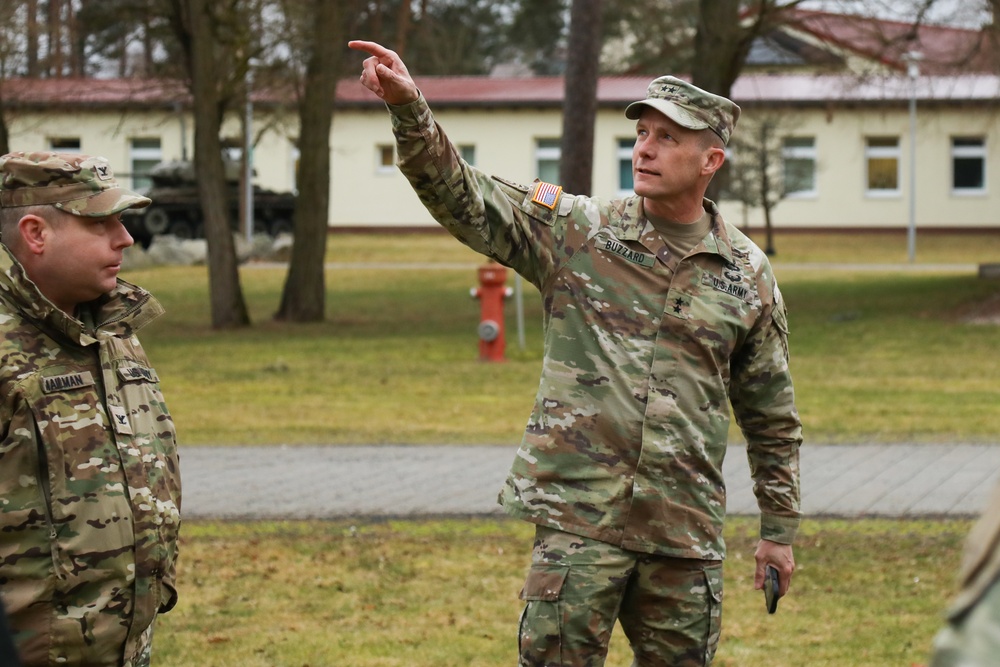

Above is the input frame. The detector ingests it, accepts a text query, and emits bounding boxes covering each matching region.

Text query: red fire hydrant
[470,262,513,362]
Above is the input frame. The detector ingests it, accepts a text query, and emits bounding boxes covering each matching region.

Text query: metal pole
[906,53,920,263]
[175,102,188,161]
[243,68,254,245]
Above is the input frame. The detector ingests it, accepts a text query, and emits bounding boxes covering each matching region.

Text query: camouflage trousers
[518,526,723,667]
[930,576,1000,667]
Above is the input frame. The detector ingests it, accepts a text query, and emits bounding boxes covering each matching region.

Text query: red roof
[4,72,998,112]
[1,77,190,107]
[780,8,996,74]
[333,75,651,107]
[337,73,1000,108]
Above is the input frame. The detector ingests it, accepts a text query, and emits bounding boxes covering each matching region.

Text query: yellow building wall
[6,100,999,231]
[719,105,1000,229]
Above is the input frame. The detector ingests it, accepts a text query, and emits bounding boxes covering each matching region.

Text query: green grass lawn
[122,230,998,666]
[124,230,1000,445]
[154,516,971,667]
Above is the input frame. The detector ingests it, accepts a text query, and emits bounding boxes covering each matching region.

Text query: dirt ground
[959,287,1000,324]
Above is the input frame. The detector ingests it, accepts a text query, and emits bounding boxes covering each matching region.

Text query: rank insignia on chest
[108,404,133,436]
[531,181,562,210]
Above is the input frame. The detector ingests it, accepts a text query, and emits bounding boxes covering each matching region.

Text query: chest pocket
[33,369,110,454]
[30,368,126,523]
[114,363,172,440]
[663,264,761,366]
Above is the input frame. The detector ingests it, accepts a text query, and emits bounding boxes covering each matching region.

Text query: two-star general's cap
[0,151,151,216]
[625,76,741,145]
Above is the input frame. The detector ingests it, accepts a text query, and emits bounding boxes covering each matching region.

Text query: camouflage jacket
[0,245,181,666]
[391,95,801,559]
[946,481,1000,622]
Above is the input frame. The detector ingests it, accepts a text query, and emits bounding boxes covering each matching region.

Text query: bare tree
[168,0,250,328]
[26,0,39,77]
[690,0,808,201]
[275,0,351,322]
[0,87,8,157]
[559,0,603,195]
[726,112,802,255]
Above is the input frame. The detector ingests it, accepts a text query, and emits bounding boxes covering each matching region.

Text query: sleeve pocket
[519,564,569,602]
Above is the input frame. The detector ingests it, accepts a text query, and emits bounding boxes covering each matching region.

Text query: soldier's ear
[702,146,726,176]
[17,213,51,255]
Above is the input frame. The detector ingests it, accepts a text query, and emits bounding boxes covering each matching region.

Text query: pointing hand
[348,40,419,106]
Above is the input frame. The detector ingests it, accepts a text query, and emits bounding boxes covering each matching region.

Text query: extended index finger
[347,40,391,59]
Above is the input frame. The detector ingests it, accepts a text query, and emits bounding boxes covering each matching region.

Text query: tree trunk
[185,0,250,328]
[395,0,413,57]
[26,0,39,77]
[47,0,62,76]
[0,86,9,156]
[692,0,743,93]
[274,0,344,322]
[68,0,82,76]
[692,0,752,202]
[559,0,603,195]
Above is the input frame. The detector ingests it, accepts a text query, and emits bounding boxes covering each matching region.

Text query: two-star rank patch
[531,181,562,210]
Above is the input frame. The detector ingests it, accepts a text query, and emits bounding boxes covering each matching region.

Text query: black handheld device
[764,565,781,614]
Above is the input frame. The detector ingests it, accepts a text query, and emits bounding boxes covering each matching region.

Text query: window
[782,136,816,197]
[376,144,395,173]
[130,138,162,192]
[459,144,476,166]
[952,137,986,194]
[49,137,81,152]
[617,138,634,193]
[865,137,900,195]
[535,139,561,183]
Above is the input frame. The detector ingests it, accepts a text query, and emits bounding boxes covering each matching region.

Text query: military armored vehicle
[124,159,295,247]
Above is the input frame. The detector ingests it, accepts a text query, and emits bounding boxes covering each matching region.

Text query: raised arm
[347,40,420,106]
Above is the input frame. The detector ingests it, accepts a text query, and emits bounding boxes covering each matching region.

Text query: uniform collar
[700,198,735,264]
[0,244,162,343]
[616,196,735,263]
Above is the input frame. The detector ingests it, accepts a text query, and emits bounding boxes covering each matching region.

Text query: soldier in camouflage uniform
[930,482,1000,666]
[0,152,181,667]
[350,41,801,666]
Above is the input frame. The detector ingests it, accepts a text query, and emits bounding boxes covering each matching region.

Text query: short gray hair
[0,204,51,251]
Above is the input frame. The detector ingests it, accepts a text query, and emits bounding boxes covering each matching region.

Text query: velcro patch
[41,371,95,393]
[118,365,158,383]
[530,181,562,210]
[705,273,753,303]
[596,235,655,268]
[109,404,133,436]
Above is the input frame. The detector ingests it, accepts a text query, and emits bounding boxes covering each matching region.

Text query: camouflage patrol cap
[0,151,150,216]
[625,76,741,145]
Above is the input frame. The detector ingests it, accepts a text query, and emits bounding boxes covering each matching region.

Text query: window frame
[781,136,817,199]
[864,136,901,198]
[375,144,396,175]
[49,137,81,153]
[534,138,561,183]
[129,137,163,193]
[951,136,987,196]
[458,144,476,167]
[617,137,634,196]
